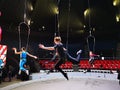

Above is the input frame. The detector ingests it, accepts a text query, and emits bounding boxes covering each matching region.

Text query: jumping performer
[89,51,99,67]
[39,36,82,80]
[12,47,37,75]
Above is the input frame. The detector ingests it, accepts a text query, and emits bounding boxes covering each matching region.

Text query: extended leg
[66,49,82,62]
[54,59,69,80]
[89,57,95,67]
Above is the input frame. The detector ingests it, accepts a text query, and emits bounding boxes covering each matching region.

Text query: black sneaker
[64,73,69,80]
[47,70,50,74]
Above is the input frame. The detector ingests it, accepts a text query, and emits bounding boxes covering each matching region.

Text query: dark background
[0,0,120,59]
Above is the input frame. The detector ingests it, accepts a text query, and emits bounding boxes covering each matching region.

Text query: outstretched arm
[12,48,21,54]
[27,53,37,59]
[39,44,55,51]
[90,53,99,57]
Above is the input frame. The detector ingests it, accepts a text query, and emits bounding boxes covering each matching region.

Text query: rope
[24,0,27,22]
[86,0,96,52]
[18,0,30,51]
[54,0,71,52]
[54,0,60,37]
[66,0,71,51]
[18,25,21,50]
[87,33,95,52]
[18,22,30,51]
[88,0,91,28]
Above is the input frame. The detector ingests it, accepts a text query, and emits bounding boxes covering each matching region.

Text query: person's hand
[12,47,16,51]
[63,48,67,51]
[39,44,45,49]
[34,56,38,59]
[98,55,100,57]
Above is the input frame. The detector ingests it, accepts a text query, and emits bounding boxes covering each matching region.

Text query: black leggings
[54,52,81,74]
[54,58,65,75]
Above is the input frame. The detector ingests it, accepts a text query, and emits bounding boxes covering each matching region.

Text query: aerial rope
[18,0,30,51]
[18,22,30,51]
[54,0,60,37]
[87,30,95,52]
[54,0,71,49]
[86,0,99,67]
[86,0,95,53]
[51,0,71,62]
[54,0,71,50]
[66,0,71,51]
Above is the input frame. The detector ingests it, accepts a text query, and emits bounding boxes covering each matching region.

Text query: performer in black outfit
[39,36,82,80]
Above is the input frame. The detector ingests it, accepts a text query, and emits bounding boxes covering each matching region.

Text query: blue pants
[19,59,27,71]
[66,52,81,62]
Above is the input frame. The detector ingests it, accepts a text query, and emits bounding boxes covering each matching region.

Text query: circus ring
[1,71,120,90]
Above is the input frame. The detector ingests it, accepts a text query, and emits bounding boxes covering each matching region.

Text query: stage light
[116,15,120,22]
[30,5,33,11]
[113,0,120,6]
[42,26,45,30]
[83,25,86,28]
[84,9,90,17]
[76,30,84,34]
[54,7,59,14]
[93,28,95,31]
[101,57,104,60]
[113,0,117,6]
[28,3,33,11]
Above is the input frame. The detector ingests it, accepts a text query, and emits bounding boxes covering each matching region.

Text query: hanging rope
[86,0,96,52]
[54,0,71,51]
[54,0,60,37]
[24,0,27,22]
[18,22,30,51]
[17,0,30,51]
[88,0,91,28]
[66,0,71,51]
[87,30,95,52]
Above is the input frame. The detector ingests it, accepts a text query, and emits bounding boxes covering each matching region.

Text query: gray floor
[1,72,120,90]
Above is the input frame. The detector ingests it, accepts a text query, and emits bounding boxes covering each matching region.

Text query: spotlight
[42,26,45,30]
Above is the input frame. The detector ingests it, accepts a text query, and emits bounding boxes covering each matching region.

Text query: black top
[54,43,65,58]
